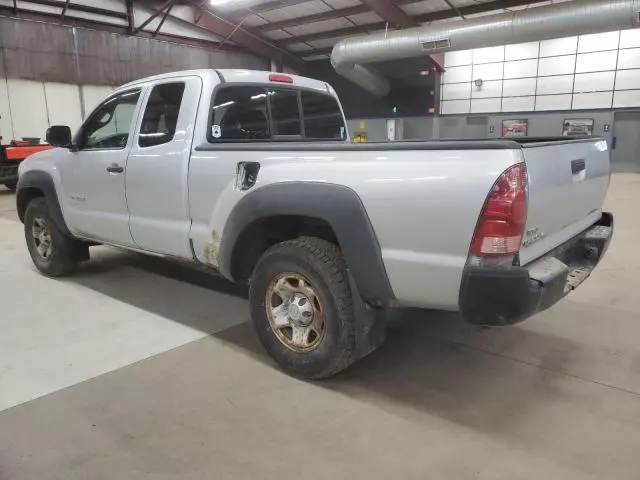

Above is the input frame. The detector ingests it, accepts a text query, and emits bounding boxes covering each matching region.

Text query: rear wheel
[24,198,78,276]
[249,237,356,379]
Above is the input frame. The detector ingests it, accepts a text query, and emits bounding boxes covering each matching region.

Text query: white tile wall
[441,99,470,114]
[614,69,640,91]
[613,89,640,108]
[572,91,613,110]
[0,78,14,141]
[442,65,472,84]
[505,42,539,61]
[471,97,501,113]
[536,75,574,95]
[502,96,536,112]
[442,82,471,100]
[471,80,502,98]
[440,29,640,114]
[82,85,114,114]
[473,46,504,64]
[618,48,640,70]
[619,29,640,49]
[538,55,576,76]
[535,94,572,111]
[575,51,618,73]
[445,50,473,67]
[540,37,577,57]
[6,79,49,139]
[573,71,615,93]
[578,32,620,53]
[503,59,538,79]
[44,83,83,133]
[472,62,503,81]
[0,80,114,142]
[502,78,536,97]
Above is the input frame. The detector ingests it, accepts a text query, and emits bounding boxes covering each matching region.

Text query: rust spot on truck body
[203,231,221,267]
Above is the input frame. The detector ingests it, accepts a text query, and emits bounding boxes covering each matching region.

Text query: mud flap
[349,272,387,361]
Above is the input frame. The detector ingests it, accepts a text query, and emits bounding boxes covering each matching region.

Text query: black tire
[249,236,356,379]
[24,197,78,276]
[4,182,16,192]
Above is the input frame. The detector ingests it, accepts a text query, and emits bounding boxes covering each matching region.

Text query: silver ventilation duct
[331,0,640,97]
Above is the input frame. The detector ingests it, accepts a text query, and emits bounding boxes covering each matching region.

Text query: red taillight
[268,73,293,83]
[470,163,528,255]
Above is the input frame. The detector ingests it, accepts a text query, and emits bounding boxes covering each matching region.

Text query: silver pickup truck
[16,69,613,378]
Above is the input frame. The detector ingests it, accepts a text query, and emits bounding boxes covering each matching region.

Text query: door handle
[107,164,124,174]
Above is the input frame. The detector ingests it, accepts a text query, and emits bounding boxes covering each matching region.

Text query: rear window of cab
[208,86,346,142]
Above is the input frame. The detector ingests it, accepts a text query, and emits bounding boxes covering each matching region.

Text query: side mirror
[46,125,72,148]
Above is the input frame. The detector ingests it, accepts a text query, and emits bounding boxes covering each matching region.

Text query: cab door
[125,77,202,258]
[61,89,143,246]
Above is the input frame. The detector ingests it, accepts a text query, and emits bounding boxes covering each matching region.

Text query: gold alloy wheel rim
[265,272,326,353]
[32,216,53,260]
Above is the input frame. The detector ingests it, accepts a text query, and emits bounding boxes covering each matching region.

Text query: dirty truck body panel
[18,69,613,321]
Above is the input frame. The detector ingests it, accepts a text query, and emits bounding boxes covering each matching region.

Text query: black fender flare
[219,182,395,307]
[16,170,71,236]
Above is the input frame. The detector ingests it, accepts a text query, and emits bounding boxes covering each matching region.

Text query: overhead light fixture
[210,0,236,5]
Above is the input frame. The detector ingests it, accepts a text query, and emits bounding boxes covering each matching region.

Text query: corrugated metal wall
[0,16,268,85]
[0,16,268,141]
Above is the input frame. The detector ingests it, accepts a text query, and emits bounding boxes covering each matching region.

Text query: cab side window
[209,86,269,141]
[80,90,141,150]
[138,82,186,148]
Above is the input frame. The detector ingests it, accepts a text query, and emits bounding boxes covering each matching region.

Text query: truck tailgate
[518,138,610,265]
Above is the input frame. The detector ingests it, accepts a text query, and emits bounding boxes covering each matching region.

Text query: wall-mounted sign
[563,118,594,137]
[502,119,528,137]
[604,123,610,133]
[359,121,366,129]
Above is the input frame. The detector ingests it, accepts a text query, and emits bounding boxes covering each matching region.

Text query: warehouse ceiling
[0,0,575,69]
[210,0,574,62]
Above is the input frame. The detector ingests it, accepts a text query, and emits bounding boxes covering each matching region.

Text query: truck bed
[195,137,601,152]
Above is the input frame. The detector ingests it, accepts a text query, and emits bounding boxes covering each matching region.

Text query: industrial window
[301,91,345,140]
[209,86,270,141]
[269,89,301,136]
[80,89,141,150]
[138,82,186,148]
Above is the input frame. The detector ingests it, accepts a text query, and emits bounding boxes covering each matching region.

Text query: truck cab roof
[119,69,332,95]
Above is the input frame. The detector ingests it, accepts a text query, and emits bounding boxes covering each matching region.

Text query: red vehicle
[0,140,53,191]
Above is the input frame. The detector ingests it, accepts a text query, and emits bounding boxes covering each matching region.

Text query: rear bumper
[459,212,613,326]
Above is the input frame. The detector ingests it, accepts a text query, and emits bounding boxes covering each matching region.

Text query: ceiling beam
[153,2,173,36]
[259,5,369,32]
[278,0,536,45]
[189,3,305,70]
[133,0,174,35]
[126,0,135,33]
[359,0,416,28]
[60,0,70,22]
[15,0,127,19]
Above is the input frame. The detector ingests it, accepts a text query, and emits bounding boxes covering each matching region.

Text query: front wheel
[249,237,357,379]
[24,198,78,276]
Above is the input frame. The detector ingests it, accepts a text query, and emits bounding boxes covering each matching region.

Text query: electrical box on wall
[386,118,404,141]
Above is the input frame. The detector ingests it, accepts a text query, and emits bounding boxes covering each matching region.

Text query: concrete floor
[0,175,640,480]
